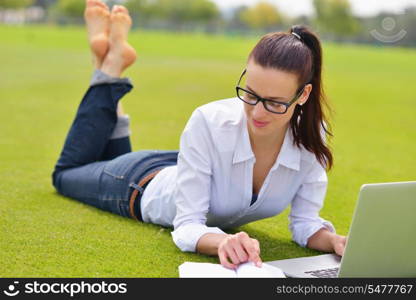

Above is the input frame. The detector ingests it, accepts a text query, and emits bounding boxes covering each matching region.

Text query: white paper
[179,261,286,278]
[236,262,286,278]
[179,262,236,278]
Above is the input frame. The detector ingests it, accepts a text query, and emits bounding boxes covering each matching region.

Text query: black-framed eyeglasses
[235,69,305,114]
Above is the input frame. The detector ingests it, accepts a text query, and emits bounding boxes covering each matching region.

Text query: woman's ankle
[100,58,123,78]
[117,103,126,117]
[89,69,133,87]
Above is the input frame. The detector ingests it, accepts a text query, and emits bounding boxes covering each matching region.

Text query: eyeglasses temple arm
[289,85,306,105]
[237,69,247,86]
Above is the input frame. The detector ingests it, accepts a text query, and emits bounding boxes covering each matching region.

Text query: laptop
[268,181,416,278]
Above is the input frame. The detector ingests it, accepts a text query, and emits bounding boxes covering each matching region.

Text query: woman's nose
[252,101,269,118]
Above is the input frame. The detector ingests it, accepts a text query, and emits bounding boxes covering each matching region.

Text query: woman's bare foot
[100,5,137,78]
[84,0,110,69]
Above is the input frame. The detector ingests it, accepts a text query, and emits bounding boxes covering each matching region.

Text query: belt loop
[128,169,162,222]
[129,182,144,194]
[129,182,144,221]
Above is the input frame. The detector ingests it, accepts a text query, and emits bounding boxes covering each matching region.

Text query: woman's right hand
[217,231,262,269]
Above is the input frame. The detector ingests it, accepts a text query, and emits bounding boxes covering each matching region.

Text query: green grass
[0,25,415,277]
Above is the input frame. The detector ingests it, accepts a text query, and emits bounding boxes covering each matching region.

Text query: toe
[86,0,99,8]
[86,0,108,10]
[96,1,107,10]
[112,5,129,15]
[85,7,109,19]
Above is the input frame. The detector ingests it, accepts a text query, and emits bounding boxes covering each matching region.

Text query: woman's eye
[245,93,256,100]
[268,101,280,107]
[266,101,286,112]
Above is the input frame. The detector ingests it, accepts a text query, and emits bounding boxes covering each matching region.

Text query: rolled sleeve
[289,160,336,248]
[171,223,226,252]
[171,109,224,252]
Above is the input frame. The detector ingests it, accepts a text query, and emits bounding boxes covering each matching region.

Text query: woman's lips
[253,119,269,128]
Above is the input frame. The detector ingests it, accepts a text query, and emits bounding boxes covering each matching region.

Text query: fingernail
[256,261,262,267]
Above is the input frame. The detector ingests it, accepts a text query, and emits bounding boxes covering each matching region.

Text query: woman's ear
[298,83,312,106]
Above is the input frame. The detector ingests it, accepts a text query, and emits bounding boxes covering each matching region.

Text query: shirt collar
[273,127,300,171]
[232,113,255,164]
[232,115,300,171]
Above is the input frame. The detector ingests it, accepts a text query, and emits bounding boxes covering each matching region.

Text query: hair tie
[291,31,301,40]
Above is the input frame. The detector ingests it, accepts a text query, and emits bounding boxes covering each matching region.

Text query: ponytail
[290,25,333,170]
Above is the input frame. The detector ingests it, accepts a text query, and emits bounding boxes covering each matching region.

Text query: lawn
[0,25,415,277]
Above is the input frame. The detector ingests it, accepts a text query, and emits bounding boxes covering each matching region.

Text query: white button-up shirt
[140,97,336,252]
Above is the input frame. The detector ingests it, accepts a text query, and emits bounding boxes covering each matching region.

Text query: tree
[126,0,220,29]
[239,1,282,31]
[33,0,56,9]
[227,5,250,31]
[126,0,160,23]
[402,7,416,46]
[125,0,146,14]
[0,0,34,9]
[153,0,219,23]
[55,0,84,18]
[313,0,360,37]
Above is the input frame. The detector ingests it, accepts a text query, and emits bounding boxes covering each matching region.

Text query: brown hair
[247,25,333,170]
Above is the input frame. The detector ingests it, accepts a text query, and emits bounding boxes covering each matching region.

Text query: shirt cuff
[296,218,337,248]
[171,223,226,252]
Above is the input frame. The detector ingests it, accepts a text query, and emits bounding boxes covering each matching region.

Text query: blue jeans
[52,82,178,220]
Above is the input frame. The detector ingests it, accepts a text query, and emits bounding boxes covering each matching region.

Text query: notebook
[179,261,286,278]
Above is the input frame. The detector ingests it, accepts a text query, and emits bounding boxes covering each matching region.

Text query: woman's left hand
[331,234,348,256]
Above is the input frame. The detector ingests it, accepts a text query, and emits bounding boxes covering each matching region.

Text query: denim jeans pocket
[103,150,177,180]
[99,168,131,216]
[103,160,129,180]
[102,151,151,180]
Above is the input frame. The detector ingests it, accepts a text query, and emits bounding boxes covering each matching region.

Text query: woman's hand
[217,231,262,269]
[331,234,348,256]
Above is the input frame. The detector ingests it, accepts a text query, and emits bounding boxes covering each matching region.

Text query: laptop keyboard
[304,267,339,278]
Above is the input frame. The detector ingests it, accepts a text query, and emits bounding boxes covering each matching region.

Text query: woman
[52,0,347,270]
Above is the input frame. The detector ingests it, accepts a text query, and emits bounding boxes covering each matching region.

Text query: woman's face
[242,60,312,139]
